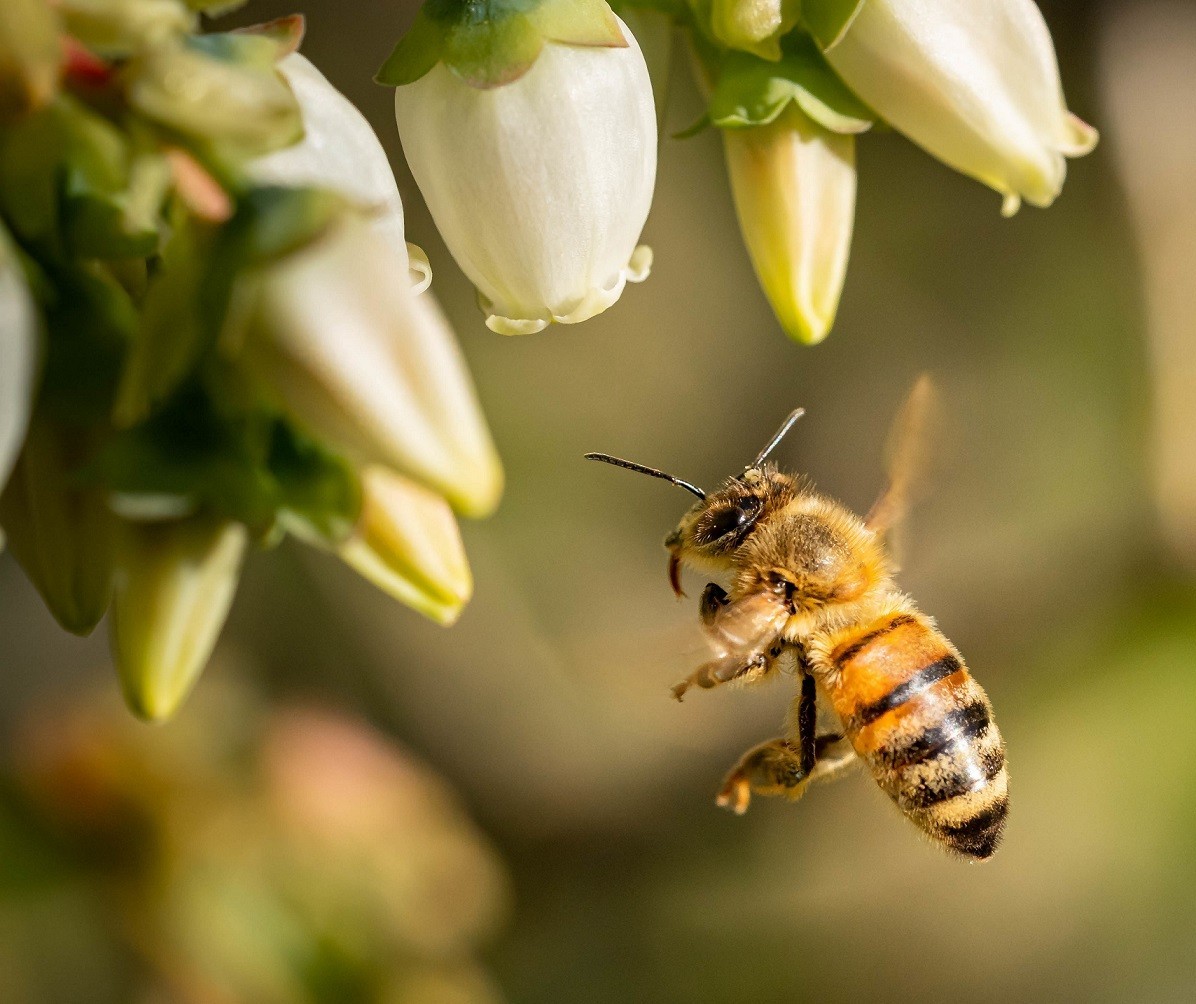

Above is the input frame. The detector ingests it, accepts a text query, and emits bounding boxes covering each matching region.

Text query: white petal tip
[1001,192,1022,218]
[1062,114,1099,157]
[486,314,549,336]
[481,248,653,334]
[407,242,433,293]
[626,245,653,283]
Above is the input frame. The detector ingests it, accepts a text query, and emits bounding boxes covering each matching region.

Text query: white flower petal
[254,53,413,276]
[825,0,1096,211]
[0,244,37,496]
[394,17,657,333]
[246,218,503,518]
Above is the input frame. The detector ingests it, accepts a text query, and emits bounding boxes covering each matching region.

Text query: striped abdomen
[824,611,1008,859]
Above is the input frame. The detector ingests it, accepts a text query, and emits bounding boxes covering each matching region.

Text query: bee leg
[716,739,806,815]
[718,675,856,814]
[671,649,777,701]
[716,734,858,815]
[698,583,730,625]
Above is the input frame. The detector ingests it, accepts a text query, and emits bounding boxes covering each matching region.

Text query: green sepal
[115,186,344,428]
[232,14,307,57]
[377,0,627,90]
[708,32,874,133]
[98,383,362,544]
[183,0,249,13]
[801,0,865,50]
[376,8,450,87]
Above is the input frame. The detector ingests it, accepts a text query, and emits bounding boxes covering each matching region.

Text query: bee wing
[865,373,940,538]
[702,591,791,661]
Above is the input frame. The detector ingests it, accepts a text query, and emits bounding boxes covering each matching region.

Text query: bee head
[586,409,805,597]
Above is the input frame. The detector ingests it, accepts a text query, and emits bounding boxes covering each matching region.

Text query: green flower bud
[110,518,247,722]
[58,0,195,59]
[723,104,856,345]
[337,467,473,626]
[0,421,117,636]
[124,35,302,160]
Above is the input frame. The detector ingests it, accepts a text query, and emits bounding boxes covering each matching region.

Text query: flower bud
[337,467,472,626]
[252,53,429,289]
[711,0,799,60]
[241,216,503,518]
[0,235,36,498]
[0,0,60,123]
[723,104,855,345]
[815,0,1097,215]
[109,518,247,722]
[57,0,194,58]
[0,421,116,635]
[125,34,302,160]
[393,15,656,334]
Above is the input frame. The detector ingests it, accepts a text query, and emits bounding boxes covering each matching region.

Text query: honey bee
[586,378,1007,859]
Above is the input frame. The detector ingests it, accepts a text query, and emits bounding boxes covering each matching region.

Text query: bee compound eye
[697,502,759,545]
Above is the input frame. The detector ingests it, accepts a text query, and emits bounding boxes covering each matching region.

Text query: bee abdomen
[828,612,1008,859]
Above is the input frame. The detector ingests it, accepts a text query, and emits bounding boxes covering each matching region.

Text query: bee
[586,379,1007,859]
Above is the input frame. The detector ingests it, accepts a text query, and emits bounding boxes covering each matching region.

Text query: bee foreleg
[698,583,730,625]
[671,650,775,701]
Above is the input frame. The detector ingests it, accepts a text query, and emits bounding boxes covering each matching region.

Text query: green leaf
[802,0,866,50]
[708,33,874,133]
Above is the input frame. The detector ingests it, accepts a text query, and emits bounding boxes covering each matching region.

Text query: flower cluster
[379,0,1096,343]
[0,1,502,720]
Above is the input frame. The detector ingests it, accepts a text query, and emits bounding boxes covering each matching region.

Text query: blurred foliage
[0,676,507,1003]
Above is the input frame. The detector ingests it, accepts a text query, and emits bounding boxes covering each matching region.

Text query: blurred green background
[5,0,1196,1000]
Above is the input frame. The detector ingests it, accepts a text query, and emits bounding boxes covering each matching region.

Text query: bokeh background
[4,0,1196,1000]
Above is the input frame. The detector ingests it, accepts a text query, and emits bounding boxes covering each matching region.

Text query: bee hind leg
[717,674,858,814]
[715,734,858,815]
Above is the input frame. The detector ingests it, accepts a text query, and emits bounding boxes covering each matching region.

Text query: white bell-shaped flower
[0,239,36,500]
[242,216,503,519]
[393,17,656,334]
[253,52,430,289]
[820,0,1098,215]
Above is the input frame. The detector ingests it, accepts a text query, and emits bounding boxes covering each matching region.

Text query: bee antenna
[584,453,707,500]
[750,408,805,469]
